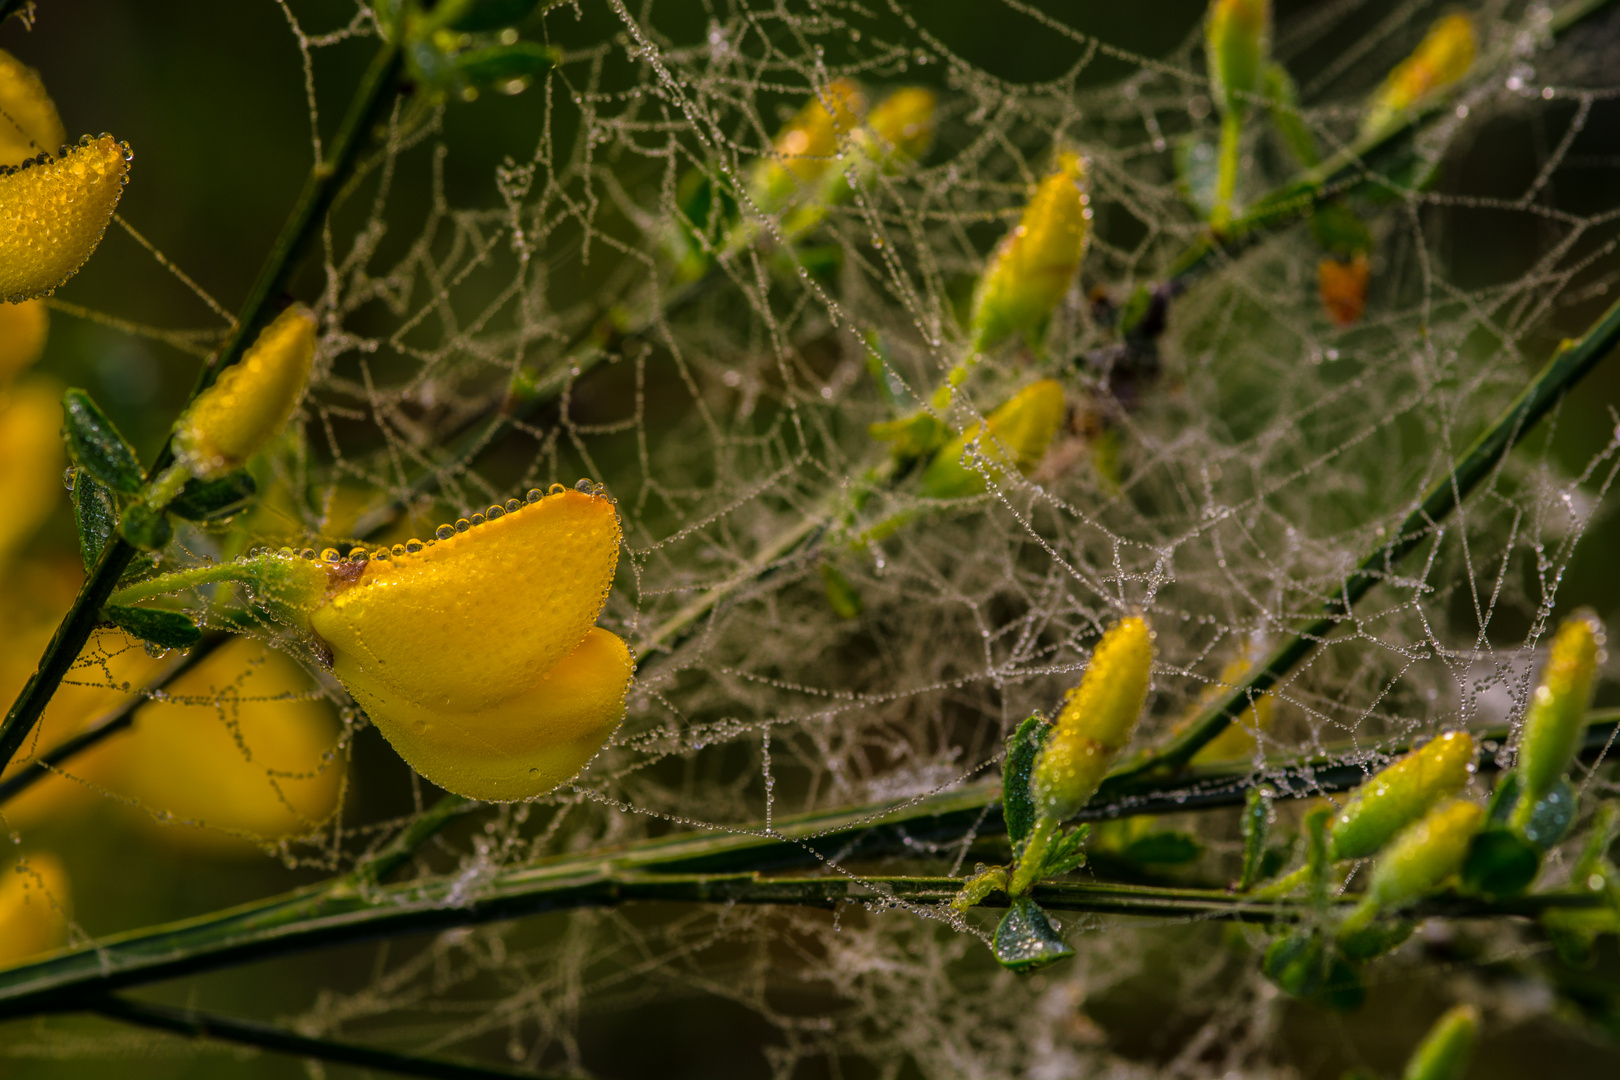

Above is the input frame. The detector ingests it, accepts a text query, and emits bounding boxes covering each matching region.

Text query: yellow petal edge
[310,489,630,801]
[0,135,130,303]
[0,48,66,167]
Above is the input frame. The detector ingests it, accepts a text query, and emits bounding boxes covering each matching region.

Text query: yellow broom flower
[0,135,131,303]
[0,49,66,166]
[1362,14,1475,139]
[0,299,48,385]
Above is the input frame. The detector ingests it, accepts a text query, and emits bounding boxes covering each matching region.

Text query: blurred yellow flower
[0,379,66,565]
[0,299,49,385]
[1362,14,1475,139]
[0,852,71,966]
[748,79,866,213]
[0,48,66,166]
[920,379,1067,499]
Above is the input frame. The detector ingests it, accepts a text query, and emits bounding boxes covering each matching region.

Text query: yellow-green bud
[864,87,936,166]
[174,304,317,479]
[1030,615,1154,821]
[968,152,1089,352]
[748,79,866,213]
[1516,611,1604,808]
[1329,730,1474,861]
[1402,1003,1480,1080]
[920,379,1066,499]
[1363,799,1484,911]
[1362,14,1475,139]
[1205,0,1270,119]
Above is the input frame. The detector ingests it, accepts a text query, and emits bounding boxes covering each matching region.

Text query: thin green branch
[0,713,1613,1017]
[89,995,559,1080]
[0,36,407,781]
[1117,293,1620,777]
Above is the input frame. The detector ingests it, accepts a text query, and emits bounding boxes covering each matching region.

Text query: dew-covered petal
[0,135,130,303]
[0,49,66,167]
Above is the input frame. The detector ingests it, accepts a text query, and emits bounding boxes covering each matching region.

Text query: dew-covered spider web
[7,0,1620,1076]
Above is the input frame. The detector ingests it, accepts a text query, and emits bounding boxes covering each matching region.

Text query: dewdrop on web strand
[110,484,633,802]
[0,135,131,304]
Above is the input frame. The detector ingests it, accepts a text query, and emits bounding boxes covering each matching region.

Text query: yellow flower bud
[174,304,317,480]
[1515,611,1604,809]
[0,298,48,384]
[1362,14,1475,138]
[748,79,866,212]
[1402,1003,1479,1080]
[920,379,1066,499]
[1205,0,1270,119]
[1031,615,1154,821]
[864,86,936,167]
[0,380,66,565]
[1329,730,1474,861]
[969,152,1089,352]
[1185,653,1274,764]
[0,134,130,304]
[306,487,631,801]
[1362,798,1484,911]
[0,49,66,166]
[0,853,70,966]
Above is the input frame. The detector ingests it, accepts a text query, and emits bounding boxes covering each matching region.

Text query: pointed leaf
[1002,713,1051,849]
[455,42,561,88]
[72,473,117,571]
[1238,785,1273,890]
[992,898,1073,972]
[1461,827,1540,897]
[119,502,173,550]
[61,388,143,495]
[104,604,201,649]
[1175,136,1219,221]
[1040,823,1090,878]
[168,470,257,522]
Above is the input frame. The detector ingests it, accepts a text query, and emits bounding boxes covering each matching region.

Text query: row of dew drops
[244,480,610,566]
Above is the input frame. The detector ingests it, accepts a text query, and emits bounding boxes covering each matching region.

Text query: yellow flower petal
[175,304,317,479]
[0,135,130,303]
[0,852,70,965]
[309,488,627,800]
[0,49,66,166]
[348,626,632,802]
[0,298,48,385]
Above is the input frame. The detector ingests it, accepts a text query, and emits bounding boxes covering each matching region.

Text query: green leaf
[168,470,257,523]
[1040,824,1091,878]
[104,605,201,649]
[869,412,949,463]
[444,0,543,31]
[1461,828,1541,897]
[61,388,144,495]
[1264,63,1318,169]
[1309,200,1372,258]
[455,42,561,89]
[119,502,173,550]
[1002,714,1051,850]
[1337,918,1414,962]
[1238,786,1273,890]
[71,474,118,571]
[991,898,1074,972]
[1487,771,1577,850]
[1262,932,1366,1010]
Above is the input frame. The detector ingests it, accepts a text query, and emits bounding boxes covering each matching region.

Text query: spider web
[7,0,1620,1076]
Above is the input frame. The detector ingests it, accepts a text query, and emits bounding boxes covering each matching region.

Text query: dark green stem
[1115,294,1620,777]
[89,995,558,1080]
[0,37,405,782]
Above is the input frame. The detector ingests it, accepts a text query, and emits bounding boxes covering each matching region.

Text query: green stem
[1114,294,1620,778]
[107,563,256,608]
[90,995,557,1080]
[0,36,406,782]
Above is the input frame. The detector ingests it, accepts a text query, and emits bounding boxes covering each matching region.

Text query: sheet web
[15,0,1620,1075]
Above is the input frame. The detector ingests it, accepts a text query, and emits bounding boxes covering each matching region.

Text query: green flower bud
[1362,14,1475,139]
[1515,611,1604,814]
[174,304,317,480]
[1030,615,1154,821]
[920,379,1066,499]
[1205,0,1270,120]
[1328,730,1475,861]
[968,152,1089,353]
[1362,799,1485,912]
[1401,1003,1479,1080]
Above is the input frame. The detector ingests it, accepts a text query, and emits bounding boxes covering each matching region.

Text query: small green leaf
[820,562,863,619]
[1309,200,1372,258]
[455,42,561,88]
[1122,830,1203,865]
[1461,827,1540,897]
[1002,714,1051,850]
[1238,786,1273,890]
[1262,932,1366,1010]
[444,0,543,32]
[1487,771,1578,850]
[1039,823,1091,878]
[72,473,117,571]
[168,470,257,522]
[119,502,173,550]
[61,388,144,495]
[1264,63,1318,169]
[104,604,201,649]
[992,898,1074,972]
[1338,918,1415,962]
